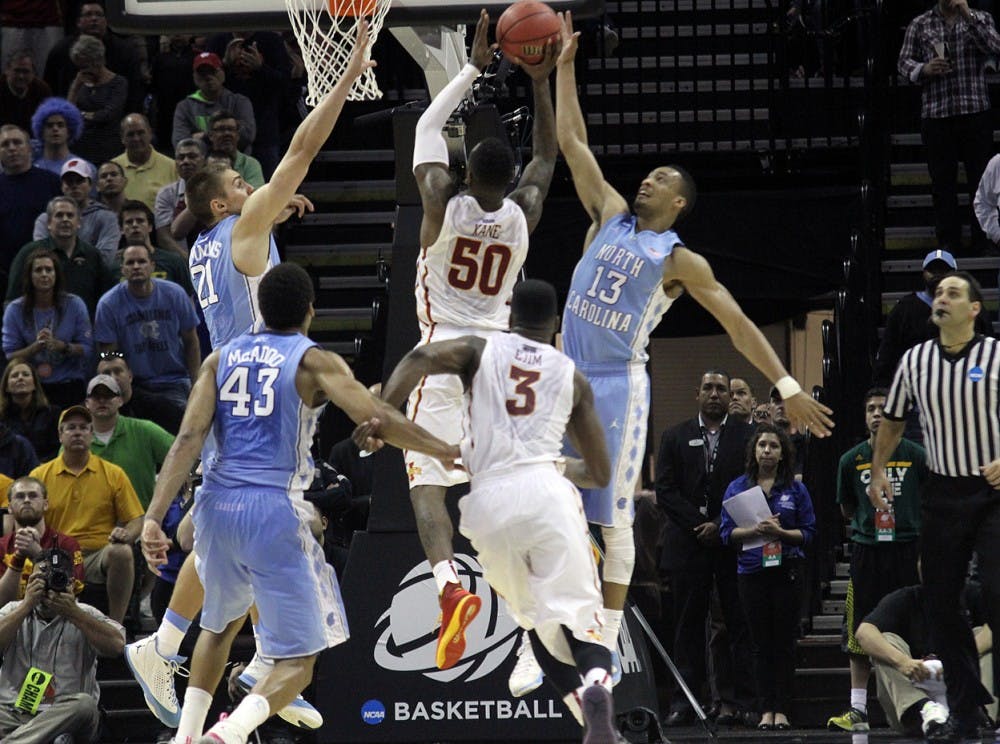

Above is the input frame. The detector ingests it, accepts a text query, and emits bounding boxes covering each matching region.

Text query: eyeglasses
[98,351,125,361]
[752,410,770,420]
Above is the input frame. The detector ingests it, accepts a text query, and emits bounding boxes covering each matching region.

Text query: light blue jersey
[204,331,323,494]
[561,213,681,366]
[189,215,280,349]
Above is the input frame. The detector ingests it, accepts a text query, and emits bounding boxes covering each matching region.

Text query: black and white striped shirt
[884,335,1000,477]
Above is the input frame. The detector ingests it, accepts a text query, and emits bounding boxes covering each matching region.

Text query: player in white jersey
[362,280,624,743]
[124,27,376,737]
[382,10,559,671]
[500,13,839,695]
[142,264,460,744]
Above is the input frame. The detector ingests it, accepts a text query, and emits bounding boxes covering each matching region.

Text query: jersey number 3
[220,366,279,417]
[506,366,541,416]
[447,238,513,296]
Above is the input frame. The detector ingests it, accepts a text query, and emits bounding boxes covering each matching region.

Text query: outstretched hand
[345,20,378,80]
[783,391,834,437]
[512,37,562,79]
[274,194,314,225]
[557,11,580,65]
[470,10,495,70]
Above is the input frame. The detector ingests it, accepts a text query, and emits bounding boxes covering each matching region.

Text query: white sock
[155,609,191,658]
[850,687,867,715]
[562,691,584,726]
[223,693,270,737]
[603,609,623,652]
[432,560,460,593]
[176,686,213,742]
[253,624,265,660]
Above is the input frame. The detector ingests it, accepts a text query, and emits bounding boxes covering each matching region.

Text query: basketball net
[284,0,391,104]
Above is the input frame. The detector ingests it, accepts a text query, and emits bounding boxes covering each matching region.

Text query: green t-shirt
[90,415,174,509]
[836,437,927,545]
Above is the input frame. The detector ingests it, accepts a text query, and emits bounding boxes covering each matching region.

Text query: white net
[284,0,392,105]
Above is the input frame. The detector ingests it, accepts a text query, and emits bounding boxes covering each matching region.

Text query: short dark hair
[668,164,697,221]
[467,137,515,191]
[118,199,154,228]
[98,160,125,177]
[939,270,984,305]
[208,110,238,129]
[185,163,229,223]
[701,368,731,386]
[863,387,888,407]
[510,279,558,327]
[259,264,315,330]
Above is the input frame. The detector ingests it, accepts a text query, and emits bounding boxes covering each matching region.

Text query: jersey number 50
[447,238,513,296]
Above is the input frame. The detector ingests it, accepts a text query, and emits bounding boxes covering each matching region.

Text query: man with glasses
[204,110,264,188]
[0,477,84,607]
[112,114,177,213]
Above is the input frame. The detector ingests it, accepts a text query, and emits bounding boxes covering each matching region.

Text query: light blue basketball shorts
[192,488,349,658]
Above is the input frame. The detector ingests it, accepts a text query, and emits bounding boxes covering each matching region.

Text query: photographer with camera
[0,477,84,607]
[0,547,125,743]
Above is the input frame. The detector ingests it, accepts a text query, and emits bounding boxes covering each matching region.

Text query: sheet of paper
[722,485,773,550]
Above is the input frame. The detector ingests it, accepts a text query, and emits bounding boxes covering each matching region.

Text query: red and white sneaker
[436,581,481,670]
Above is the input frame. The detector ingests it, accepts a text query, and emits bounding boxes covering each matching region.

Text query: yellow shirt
[28,454,144,553]
[112,149,177,211]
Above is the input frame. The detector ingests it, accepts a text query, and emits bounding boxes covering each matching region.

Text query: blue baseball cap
[923,249,957,270]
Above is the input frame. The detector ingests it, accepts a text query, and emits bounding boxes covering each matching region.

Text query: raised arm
[231,22,376,275]
[555,12,628,231]
[412,10,492,247]
[506,43,559,233]
[563,368,610,488]
[667,246,834,436]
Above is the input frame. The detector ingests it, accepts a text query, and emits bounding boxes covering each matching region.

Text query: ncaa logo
[373,554,520,681]
[970,366,985,382]
[361,699,385,725]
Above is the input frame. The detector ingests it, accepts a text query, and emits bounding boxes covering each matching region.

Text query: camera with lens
[40,548,72,593]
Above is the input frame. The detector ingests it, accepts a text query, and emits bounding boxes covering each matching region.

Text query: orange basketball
[328,0,377,17]
[496,1,560,65]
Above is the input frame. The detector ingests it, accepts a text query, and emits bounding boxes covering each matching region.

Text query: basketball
[496,1,560,65]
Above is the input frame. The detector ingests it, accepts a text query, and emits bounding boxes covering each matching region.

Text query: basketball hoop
[284,0,391,104]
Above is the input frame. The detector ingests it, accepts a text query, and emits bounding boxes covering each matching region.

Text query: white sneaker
[125,635,186,728]
[236,654,323,729]
[920,700,950,734]
[508,634,544,697]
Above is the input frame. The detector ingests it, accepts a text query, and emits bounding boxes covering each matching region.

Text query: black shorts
[842,540,920,654]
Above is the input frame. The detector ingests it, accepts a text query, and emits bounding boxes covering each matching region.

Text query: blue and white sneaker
[508,633,544,697]
[125,635,186,728]
[236,654,324,729]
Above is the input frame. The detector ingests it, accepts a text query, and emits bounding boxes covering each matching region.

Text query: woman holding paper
[720,424,816,731]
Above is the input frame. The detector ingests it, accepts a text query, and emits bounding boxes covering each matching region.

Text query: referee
[869,271,999,742]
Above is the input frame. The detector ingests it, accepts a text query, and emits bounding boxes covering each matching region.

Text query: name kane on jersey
[472,222,504,239]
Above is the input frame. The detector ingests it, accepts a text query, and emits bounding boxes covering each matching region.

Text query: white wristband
[775,376,802,400]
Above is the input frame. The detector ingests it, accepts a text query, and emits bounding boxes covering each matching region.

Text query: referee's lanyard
[700,421,725,516]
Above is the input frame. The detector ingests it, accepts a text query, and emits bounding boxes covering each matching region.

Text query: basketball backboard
[107,0,602,34]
